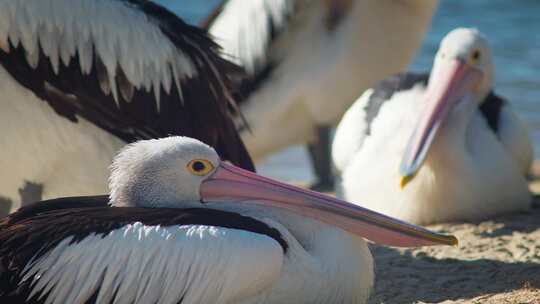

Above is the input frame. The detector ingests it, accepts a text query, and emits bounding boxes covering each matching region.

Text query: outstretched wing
[0,0,254,171]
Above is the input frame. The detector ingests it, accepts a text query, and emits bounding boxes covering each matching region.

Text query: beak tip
[399,177,407,189]
[399,160,419,189]
[449,235,459,247]
[399,174,415,189]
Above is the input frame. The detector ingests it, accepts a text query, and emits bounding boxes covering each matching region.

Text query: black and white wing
[0,197,287,304]
[332,72,429,172]
[0,0,254,171]
[332,71,533,175]
[202,0,295,74]
[203,0,358,105]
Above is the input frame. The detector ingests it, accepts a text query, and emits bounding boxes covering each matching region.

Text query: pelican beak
[201,162,457,247]
[400,59,483,188]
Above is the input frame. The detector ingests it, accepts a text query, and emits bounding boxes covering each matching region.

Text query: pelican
[0,0,253,215]
[0,136,456,304]
[332,28,533,225]
[204,0,438,189]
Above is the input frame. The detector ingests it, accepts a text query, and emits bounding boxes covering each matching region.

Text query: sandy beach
[368,190,540,303]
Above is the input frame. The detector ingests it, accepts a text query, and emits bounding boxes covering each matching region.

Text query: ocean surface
[159,1,540,183]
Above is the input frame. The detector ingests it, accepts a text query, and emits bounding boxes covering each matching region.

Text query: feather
[0,0,255,171]
[0,198,286,304]
[117,68,135,103]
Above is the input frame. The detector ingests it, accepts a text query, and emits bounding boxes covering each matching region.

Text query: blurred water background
[159,0,540,183]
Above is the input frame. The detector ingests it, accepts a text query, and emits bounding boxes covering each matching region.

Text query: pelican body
[0,0,253,215]
[207,0,438,187]
[0,136,456,304]
[333,28,533,225]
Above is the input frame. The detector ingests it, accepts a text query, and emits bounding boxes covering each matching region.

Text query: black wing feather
[0,0,254,171]
[0,196,287,303]
[364,72,429,135]
[479,91,505,135]
[363,72,503,136]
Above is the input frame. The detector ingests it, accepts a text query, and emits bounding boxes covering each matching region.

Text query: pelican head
[110,136,456,247]
[400,28,493,187]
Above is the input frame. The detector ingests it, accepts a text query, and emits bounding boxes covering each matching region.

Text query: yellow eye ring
[187,159,215,176]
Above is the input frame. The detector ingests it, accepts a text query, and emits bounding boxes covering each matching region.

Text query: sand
[368,201,540,303]
[296,177,540,303]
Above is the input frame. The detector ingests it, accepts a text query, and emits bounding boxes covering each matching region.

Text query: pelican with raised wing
[333,28,533,225]
[0,0,253,215]
[0,136,456,304]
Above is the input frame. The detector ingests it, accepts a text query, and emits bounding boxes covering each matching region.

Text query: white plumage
[333,28,533,225]
[24,223,283,304]
[103,136,376,303]
[23,218,373,304]
[0,0,194,105]
[209,0,438,160]
[0,0,189,205]
[1,136,455,303]
[336,87,531,224]
[209,0,293,74]
[0,0,253,213]
[0,66,123,205]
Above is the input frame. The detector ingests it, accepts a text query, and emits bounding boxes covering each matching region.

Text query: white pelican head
[400,28,494,186]
[109,136,456,247]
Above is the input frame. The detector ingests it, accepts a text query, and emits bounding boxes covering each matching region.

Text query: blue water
[152,0,221,25]
[413,0,540,156]
[159,1,540,182]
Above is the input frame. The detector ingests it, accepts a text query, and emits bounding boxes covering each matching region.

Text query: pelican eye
[187,159,214,176]
[471,50,481,63]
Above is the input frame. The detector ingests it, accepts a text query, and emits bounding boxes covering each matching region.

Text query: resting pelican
[333,28,533,225]
[0,0,253,216]
[205,0,438,189]
[0,136,456,304]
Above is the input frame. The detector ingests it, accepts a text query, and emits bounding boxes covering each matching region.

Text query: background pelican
[0,136,456,304]
[332,28,532,225]
[205,0,438,189]
[0,0,253,216]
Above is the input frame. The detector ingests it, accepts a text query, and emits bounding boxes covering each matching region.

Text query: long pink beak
[201,162,457,247]
[400,59,483,182]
